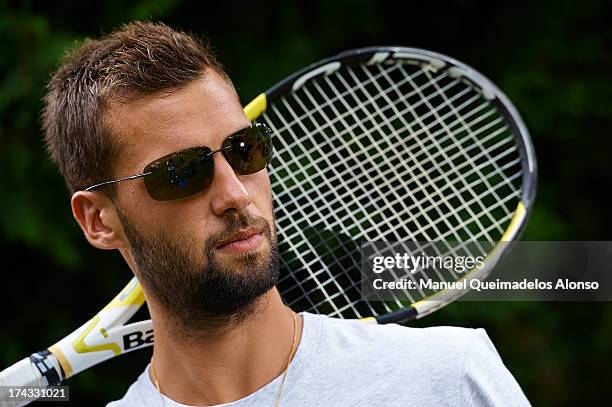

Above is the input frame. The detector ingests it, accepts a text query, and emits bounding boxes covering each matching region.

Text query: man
[42,22,530,406]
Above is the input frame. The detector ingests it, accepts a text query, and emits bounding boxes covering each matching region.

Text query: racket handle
[0,351,62,407]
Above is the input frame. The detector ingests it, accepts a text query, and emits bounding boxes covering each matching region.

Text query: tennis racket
[0,46,536,404]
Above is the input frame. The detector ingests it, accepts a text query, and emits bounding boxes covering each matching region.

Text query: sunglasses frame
[84,122,272,200]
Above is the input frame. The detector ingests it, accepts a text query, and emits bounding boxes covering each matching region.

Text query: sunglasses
[85,123,273,201]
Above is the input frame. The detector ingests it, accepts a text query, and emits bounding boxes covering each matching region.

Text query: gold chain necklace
[150,311,299,407]
[274,311,298,407]
[150,357,164,406]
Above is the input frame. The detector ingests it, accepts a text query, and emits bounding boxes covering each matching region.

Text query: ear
[71,190,128,250]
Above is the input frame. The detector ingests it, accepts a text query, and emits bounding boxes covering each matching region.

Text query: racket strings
[273,72,519,234]
[351,64,519,241]
[412,66,517,218]
[295,67,501,293]
[281,71,519,243]
[343,65,497,247]
[273,94,510,246]
[272,95,516,312]
[272,125,516,312]
[265,60,523,319]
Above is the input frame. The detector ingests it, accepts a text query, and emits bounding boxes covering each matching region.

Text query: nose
[209,154,252,216]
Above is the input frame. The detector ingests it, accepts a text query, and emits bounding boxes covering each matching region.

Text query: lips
[216,228,264,253]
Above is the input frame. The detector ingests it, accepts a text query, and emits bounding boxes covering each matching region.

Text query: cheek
[247,171,274,218]
[116,178,167,225]
[117,186,155,228]
[120,191,202,239]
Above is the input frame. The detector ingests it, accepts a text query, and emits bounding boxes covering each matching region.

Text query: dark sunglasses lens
[223,124,273,175]
[143,147,214,201]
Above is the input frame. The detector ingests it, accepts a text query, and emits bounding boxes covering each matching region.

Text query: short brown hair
[42,21,230,196]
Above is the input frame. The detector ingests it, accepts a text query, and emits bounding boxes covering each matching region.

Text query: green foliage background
[1,0,611,405]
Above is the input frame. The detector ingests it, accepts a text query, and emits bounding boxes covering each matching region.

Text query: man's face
[108,71,279,330]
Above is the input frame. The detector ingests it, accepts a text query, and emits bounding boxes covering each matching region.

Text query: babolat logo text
[123,329,154,351]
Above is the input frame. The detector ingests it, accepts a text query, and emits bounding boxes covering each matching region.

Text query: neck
[148,288,302,406]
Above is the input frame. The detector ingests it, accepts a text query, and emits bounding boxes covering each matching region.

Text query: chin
[217,241,271,268]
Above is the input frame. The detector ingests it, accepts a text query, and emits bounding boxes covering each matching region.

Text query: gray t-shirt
[107,312,530,406]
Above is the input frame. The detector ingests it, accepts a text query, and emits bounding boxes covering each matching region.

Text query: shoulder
[304,311,480,386]
[307,311,479,358]
[303,312,530,405]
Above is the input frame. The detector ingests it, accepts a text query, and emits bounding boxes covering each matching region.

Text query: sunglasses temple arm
[84,172,152,191]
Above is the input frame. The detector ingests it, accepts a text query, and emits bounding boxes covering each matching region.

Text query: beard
[117,208,280,333]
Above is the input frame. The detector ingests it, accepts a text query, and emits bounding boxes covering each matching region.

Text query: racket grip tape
[0,350,63,406]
